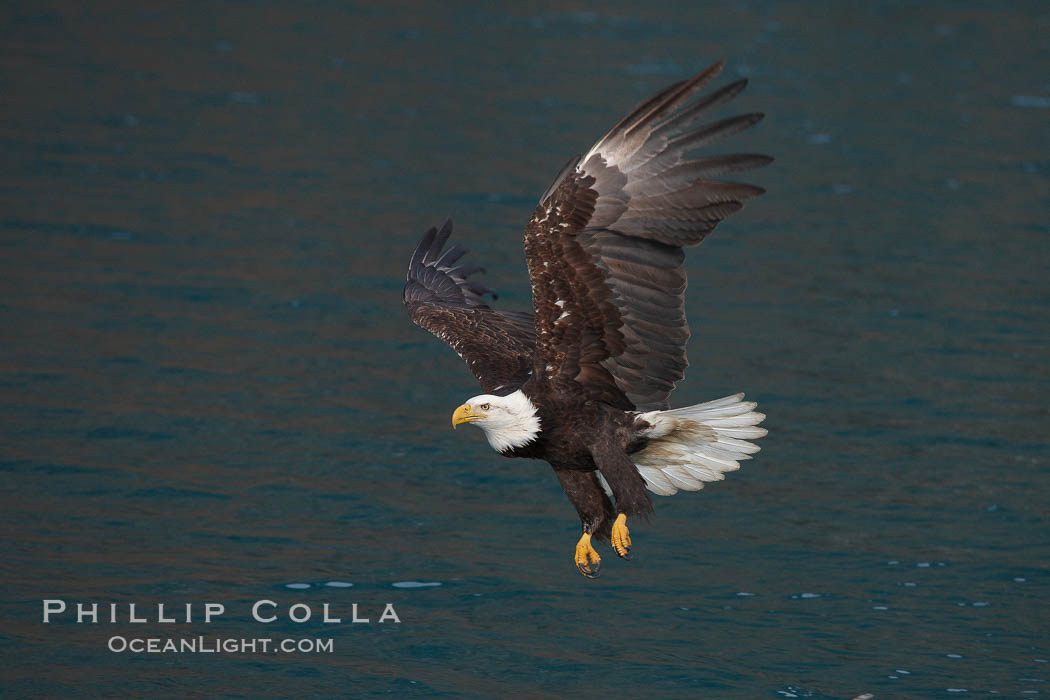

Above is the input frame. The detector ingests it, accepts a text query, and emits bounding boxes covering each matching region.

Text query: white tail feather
[632,393,767,496]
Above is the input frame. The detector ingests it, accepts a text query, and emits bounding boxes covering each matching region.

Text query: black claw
[576,560,601,579]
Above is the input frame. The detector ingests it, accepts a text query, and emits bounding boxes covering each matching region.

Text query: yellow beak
[452,404,484,428]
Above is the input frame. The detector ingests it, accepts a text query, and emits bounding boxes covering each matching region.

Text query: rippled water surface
[2,2,1048,697]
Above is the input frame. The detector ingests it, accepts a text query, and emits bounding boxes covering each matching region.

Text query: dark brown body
[501,380,653,542]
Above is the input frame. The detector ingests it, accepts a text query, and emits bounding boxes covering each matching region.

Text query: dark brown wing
[524,60,770,410]
[404,219,535,393]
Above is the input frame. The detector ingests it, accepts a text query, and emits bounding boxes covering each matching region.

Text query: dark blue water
[2,2,1048,697]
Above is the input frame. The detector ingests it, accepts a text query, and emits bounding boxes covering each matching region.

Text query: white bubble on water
[1013,95,1050,109]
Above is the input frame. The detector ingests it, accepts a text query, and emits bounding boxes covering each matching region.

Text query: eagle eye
[480,403,490,411]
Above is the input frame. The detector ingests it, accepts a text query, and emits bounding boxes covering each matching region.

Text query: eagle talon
[574,533,602,578]
[576,560,601,578]
[611,513,632,559]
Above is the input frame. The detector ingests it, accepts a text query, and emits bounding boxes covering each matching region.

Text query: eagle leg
[590,442,652,560]
[554,468,615,578]
[610,513,632,559]
[574,533,602,578]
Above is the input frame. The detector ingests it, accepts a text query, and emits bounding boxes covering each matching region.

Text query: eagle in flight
[403,60,769,578]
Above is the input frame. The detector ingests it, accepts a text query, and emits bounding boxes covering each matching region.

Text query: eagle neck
[484,390,541,453]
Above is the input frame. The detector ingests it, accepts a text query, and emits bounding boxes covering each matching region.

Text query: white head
[451,390,540,453]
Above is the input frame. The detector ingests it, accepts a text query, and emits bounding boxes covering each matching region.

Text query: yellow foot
[574,533,601,578]
[611,513,632,559]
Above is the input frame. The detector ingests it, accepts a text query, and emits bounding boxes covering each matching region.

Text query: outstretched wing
[404,219,535,393]
[524,59,770,410]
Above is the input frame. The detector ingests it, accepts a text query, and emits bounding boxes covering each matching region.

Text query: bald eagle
[403,60,769,578]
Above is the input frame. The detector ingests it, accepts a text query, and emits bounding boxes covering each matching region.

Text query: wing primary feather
[592,79,689,152]
[447,262,484,278]
[408,226,438,276]
[649,79,749,139]
[434,242,468,269]
[622,59,726,141]
[632,155,773,192]
[423,218,454,265]
[666,113,765,153]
